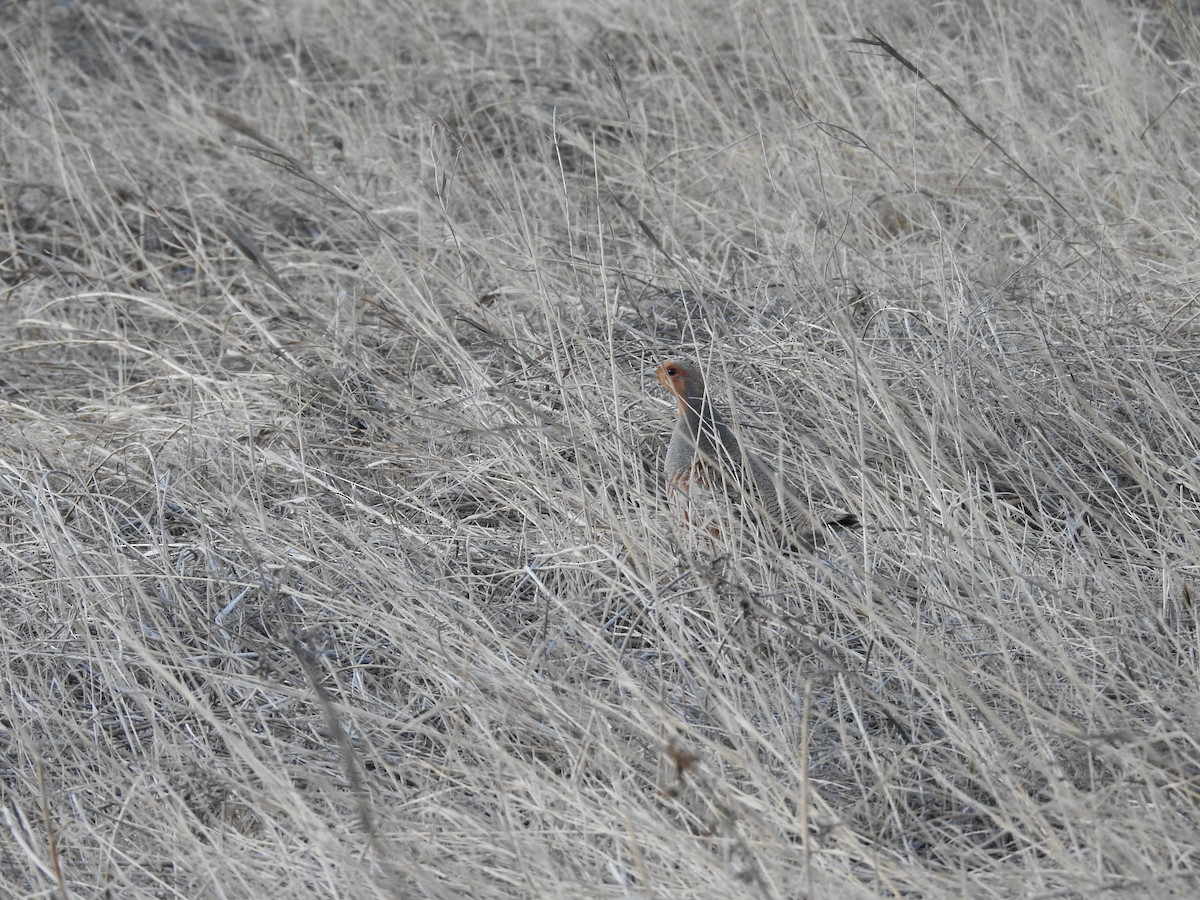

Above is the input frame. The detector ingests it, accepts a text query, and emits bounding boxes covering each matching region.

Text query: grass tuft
[3,1,1200,897]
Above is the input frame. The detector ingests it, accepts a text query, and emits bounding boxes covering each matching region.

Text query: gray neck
[683,393,735,458]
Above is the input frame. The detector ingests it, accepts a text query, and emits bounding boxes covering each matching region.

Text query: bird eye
[665,366,678,376]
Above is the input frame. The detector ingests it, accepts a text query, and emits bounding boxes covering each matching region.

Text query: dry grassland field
[4,1,1200,897]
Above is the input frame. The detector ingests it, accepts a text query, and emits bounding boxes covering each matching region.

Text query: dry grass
[3,1,1200,897]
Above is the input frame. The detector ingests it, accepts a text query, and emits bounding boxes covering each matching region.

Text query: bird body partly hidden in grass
[657,357,857,550]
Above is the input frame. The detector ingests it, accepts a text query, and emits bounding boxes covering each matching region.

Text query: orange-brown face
[656,360,698,412]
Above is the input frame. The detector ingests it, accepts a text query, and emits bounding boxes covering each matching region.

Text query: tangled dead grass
[3,1,1200,897]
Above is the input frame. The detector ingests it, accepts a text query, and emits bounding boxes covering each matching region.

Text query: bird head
[656,359,706,414]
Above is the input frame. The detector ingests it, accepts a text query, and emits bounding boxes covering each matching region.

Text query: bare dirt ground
[3,1,1199,897]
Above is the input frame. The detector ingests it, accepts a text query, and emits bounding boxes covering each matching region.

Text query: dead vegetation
[3,1,1200,897]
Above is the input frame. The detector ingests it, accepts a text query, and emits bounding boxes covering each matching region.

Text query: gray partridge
[657,357,856,549]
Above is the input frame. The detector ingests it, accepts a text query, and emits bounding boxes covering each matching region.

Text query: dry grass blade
[851,28,1083,238]
[2,2,1200,898]
[207,103,405,246]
